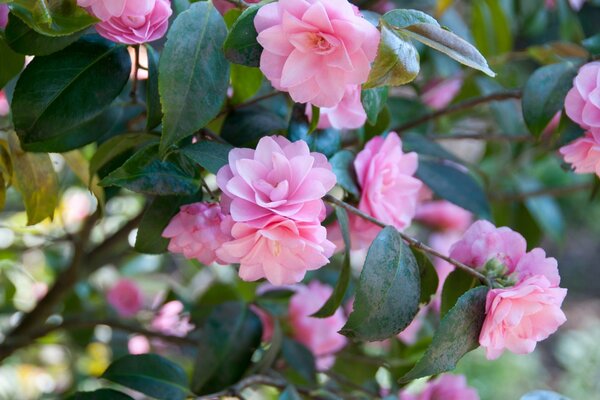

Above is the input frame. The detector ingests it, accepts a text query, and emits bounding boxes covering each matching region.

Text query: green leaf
[399,286,488,383]
[8,131,58,225]
[522,62,578,136]
[63,150,105,210]
[471,0,513,57]
[255,289,295,317]
[364,25,420,89]
[518,179,564,241]
[192,302,262,395]
[159,2,230,154]
[8,0,98,36]
[69,389,134,400]
[282,338,317,385]
[341,226,420,341]
[223,5,261,67]
[145,44,162,131]
[412,248,438,305]
[100,144,199,195]
[288,108,341,157]
[0,33,25,89]
[361,87,388,125]
[312,208,351,318]
[382,9,440,28]
[520,391,571,400]
[179,140,233,174]
[4,13,83,55]
[308,105,320,134]
[279,386,302,400]
[416,159,491,219]
[329,150,359,197]
[102,354,189,400]
[89,133,159,180]
[582,33,600,56]
[221,106,287,147]
[440,269,476,318]
[402,132,462,165]
[231,64,263,104]
[250,319,283,374]
[12,36,130,151]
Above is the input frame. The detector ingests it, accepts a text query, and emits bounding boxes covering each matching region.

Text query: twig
[231,91,282,111]
[130,45,140,104]
[393,90,522,133]
[323,195,489,284]
[490,182,594,202]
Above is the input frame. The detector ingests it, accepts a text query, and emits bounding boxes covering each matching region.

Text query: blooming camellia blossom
[399,374,479,400]
[162,202,234,265]
[288,281,347,370]
[107,279,144,317]
[415,200,472,233]
[254,0,380,107]
[559,131,600,177]
[77,0,156,21]
[565,62,600,133]
[305,84,367,130]
[94,0,172,45]
[421,75,464,111]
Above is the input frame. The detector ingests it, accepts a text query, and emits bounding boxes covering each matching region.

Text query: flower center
[309,33,336,55]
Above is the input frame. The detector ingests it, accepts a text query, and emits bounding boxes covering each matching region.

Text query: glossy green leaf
[341,226,421,341]
[402,132,462,165]
[399,286,488,383]
[69,389,134,400]
[159,2,229,154]
[582,33,600,56]
[192,302,262,395]
[522,62,578,136]
[0,33,25,89]
[8,0,98,36]
[329,150,359,197]
[249,319,283,374]
[89,133,158,180]
[440,268,476,318]
[471,0,513,57]
[417,159,491,219]
[308,105,320,134]
[102,354,189,400]
[254,289,295,317]
[221,106,287,146]
[412,248,438,305]
[518,179,564,241]
[230,64,263,104]
[145,44,162,131]
[179,140,233,174]
[288,108,341,157]
[12,36,130,151]
[361,87,388,125]
[382,9,439,28]
[4,13,83,55]
[282,338,317,385]
[223,5,261,67]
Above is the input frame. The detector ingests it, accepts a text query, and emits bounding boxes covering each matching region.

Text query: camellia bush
[1,0,600,398]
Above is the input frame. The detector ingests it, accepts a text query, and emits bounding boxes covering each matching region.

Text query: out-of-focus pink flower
[254,0,380,108]
[421,75,463,110]
[151,300,195,337]
[288,281,347,370]
[428,231,463,311]
[0,4,8,29]
[60,189,93,226]
[565,62,600,133]
[162,202,234,265]
[399,374,479,400]
[415,201,472,232]
[305,84,367,130]
[94,0,172,45]
[479,275,567,360]
[78,0,156,21]
[542,111,561,137]
[32,282,49,301]
[559,131,600,177]
[107,279,144,317]
[545,0,586,10]
[397,305,428,344]
[371,0,394,14]
[128,335,151,354]
[0,91,9,116]
[217,216,335,285]
[217,136,336,225]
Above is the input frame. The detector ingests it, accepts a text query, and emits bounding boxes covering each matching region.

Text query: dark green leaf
[4,13,83,55]
[582,33,600,56]
[89,133,158,180]
[471,0,513,58]
[341,226,420,341]
[412,248,438,304]
[12,36,130,151]
[308,105,320,134]
[399,286,488,383]
[282,338,317,385]
[230,64,263,104]
[8,0,98,36]
[223,5,261,67]
[0,33,25,89]
[180,140,233,174]
[255,289,295,317]
[402,132,462,164]
[250,319,283,374]
[518,178,564,241]
[329,150,359,197]
[145,44,162,131]
[102,354,189,400]
[440,268,476,318]
[417,159,491,219]
[279,386,302,400]
[222,106,287,146]
[361,87,388,125]
[100,144,199,195]
[192,302,262,395]
[159,2,229,154]
[68,389,134,400]
[288,107,341,157]
[364,105,391,140]
[522,62,578,136]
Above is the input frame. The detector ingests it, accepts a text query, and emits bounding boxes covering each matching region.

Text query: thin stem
[490,182,594,202]
[130,45,140,104]
[231,91,282,111]
[323,195,490,284]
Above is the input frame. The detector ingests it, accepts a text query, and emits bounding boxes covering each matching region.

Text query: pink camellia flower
[107,279,144,317]
[254,0,380,108]
[479,275,567,360]
[559,131,600,177]
[150,300,195,337]
[288,281,347,370]
[0,4,8,29]
[217,215,335,285]
[399,374,479,400]
[162,202,234,265]
[0,91,9,116]
[77,0,155,21]
[421,75,464,111]
[128,335,151,354]
[217,136,336,225]
[415,201,472,233]
[94,0,171,45]
[305,84,367,130]
[565,62,600,133]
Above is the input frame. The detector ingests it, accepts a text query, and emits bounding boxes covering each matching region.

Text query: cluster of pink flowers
[107,279,144,317]
[560,62,600,177]
[399,374,479,400]
[449,220,567,360]
[78,0,172,44]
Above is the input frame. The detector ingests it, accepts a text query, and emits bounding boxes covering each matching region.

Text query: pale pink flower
[128,335,150,354]
[0,4,8,29]
[565,62,600,133]
[421,75,463,110]
[216,136,336,225]
[399,374,479,400]
[78,0,156,21]
[288,281,347,370]
[107,279,144,317]
[513,248,560,287]
[94,0,171,45]
[60,189,93,226]
[305,84,367,130]
[217,216,335,285]
[479,275,567,360]
[415,201,472,232]
[254,0,380,108]
[162,202,234,265]
[559,131,600,177]
[428,231,464,311]
[151,300,194,337]
[0,91,9,117]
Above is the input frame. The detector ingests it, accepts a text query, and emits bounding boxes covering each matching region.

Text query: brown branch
[490,182,594,202]
[130,45,140,104]
[393,90,522,133]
